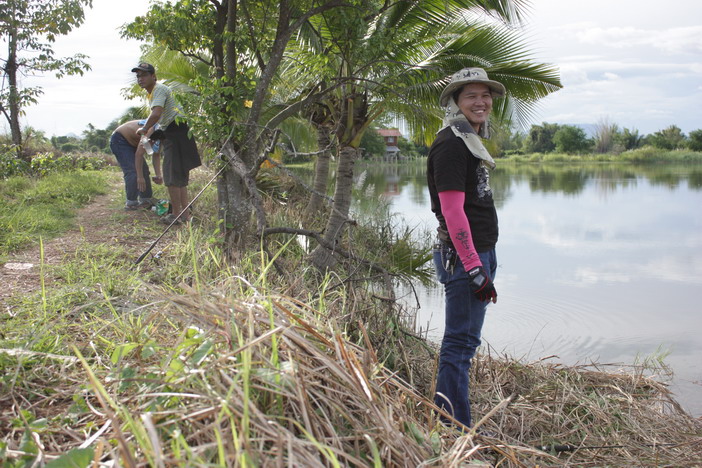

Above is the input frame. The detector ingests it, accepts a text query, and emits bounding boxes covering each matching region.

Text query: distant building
[377,128,402,160]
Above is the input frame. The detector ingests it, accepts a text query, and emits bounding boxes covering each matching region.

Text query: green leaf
[110,343,139,364]
[403,421,425,444]
[19,429,38,456]
[29,418,48,430]
[45,448,94,468]
[141,342,157,359]
[189,339,213,367]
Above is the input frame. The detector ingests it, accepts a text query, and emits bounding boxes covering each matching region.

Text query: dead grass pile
[1,278,701,466]
[468,352,702,465]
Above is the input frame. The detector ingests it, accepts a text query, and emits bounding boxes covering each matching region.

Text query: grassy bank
[501,146,702,163]
[0,170,112,259]
[1,167,701,466]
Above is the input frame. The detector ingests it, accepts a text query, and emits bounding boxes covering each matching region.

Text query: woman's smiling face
[455,83,493,132]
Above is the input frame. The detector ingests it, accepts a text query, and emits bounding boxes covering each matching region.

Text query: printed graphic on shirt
[476,163,493,200]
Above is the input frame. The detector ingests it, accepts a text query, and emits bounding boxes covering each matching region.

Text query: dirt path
[1,174,175,309]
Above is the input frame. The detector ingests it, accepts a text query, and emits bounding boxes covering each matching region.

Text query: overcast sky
[8,0,702,137]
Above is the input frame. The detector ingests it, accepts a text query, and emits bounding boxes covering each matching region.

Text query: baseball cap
[131,62,155,74]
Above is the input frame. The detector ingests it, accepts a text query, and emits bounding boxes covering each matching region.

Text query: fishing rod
[133,128,280,266]
[133,164,224,265]
[535,442,678,453]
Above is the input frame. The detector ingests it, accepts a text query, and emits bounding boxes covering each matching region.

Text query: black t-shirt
[427,127,498,252]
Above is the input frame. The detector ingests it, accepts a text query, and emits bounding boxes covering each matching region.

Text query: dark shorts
[162,121,201,187]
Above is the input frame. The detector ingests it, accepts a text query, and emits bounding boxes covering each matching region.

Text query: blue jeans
[110,132,152,205]
[433,244,497,427]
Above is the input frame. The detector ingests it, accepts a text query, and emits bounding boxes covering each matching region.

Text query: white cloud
[531,54,702,133]
[566,253,702,286]
[558,65,590,85]
[5,0,702,137]
[575,25,702,55]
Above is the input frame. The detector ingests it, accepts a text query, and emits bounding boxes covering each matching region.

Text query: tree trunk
[6,20,24,161]
[304,125,332,218]
[308,144,358,270]
[217,141,260,253]
[225,0,238,79]
[217,165,251,253]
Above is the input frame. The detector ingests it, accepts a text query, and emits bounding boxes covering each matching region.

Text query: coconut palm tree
[290,0,562,269]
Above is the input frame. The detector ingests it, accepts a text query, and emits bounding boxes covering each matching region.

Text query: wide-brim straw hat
[439,67,506,106]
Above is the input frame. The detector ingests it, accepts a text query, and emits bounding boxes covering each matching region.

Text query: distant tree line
[6,117,700,165]
[357,121,702,160]
[495,121,702,156]
[0,106,146,159]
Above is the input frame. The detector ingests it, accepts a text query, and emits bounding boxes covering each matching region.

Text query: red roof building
[376,128,402,160]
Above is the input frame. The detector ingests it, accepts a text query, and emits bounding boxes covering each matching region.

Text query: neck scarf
[440,97,496,170]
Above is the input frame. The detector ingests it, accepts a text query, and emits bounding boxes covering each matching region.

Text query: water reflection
[352,159,702,417]
[353,161,702,204]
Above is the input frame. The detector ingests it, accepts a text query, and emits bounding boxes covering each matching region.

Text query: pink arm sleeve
[438,190,482,271]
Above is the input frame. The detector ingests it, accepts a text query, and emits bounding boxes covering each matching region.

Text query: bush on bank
[501,146,702,164]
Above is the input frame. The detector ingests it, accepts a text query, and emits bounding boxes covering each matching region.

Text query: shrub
[1,150,110,179]
[620,146,662,162]
[1,145,34,178]
[648,126,686,150]
[553,126,591,154]
[688,129,702,152]
[31,152,71,176]
[60,143,81,153]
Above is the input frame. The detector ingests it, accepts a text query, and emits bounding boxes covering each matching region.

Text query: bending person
[110,120,155,210]
[135,119,163,193]
[132,62,201,224]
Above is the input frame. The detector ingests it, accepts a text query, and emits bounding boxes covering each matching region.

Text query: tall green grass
[0,170,111,256]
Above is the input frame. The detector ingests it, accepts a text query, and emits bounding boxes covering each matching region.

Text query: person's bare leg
[167,186,183,219]
[179,187,190,220]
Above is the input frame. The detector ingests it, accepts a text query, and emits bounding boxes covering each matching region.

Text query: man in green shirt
[132,62,201,224]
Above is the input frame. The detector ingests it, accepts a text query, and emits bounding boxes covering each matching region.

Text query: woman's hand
[152,175,163,185]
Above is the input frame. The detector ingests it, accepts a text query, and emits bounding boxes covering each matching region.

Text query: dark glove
[467,266,497,303]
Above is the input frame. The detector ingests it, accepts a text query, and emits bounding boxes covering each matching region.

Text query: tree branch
[263,226,392,280]
[265,80,346,130]
[0,102,12,127]
[241,0,266,71]
[288,0,349,32]
[249,128,280,179]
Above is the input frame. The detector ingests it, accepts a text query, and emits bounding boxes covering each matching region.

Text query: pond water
[353,160,702,417]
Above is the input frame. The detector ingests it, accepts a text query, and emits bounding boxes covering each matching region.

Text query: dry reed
[1,276,700,467]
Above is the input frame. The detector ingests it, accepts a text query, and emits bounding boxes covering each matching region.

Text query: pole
[133,128,280,265]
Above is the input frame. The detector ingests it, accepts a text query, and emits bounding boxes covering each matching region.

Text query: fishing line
[134,109,348,266]
[133,125,279,265]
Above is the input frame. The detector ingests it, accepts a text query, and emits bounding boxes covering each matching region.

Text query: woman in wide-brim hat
[426,67,504,428]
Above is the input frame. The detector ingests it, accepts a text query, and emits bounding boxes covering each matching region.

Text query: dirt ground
[0,175,177,310]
